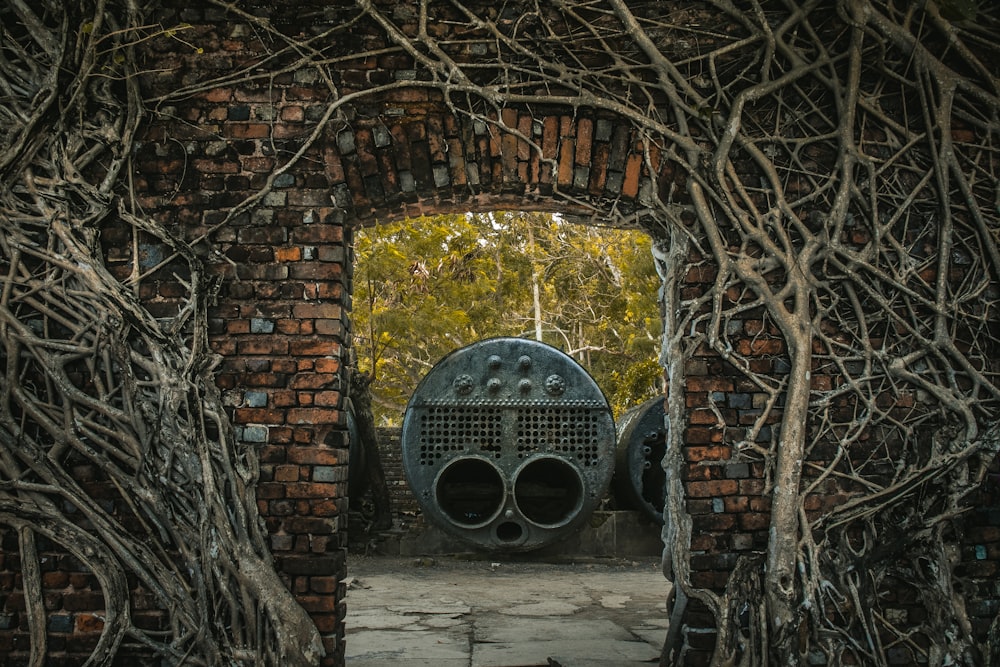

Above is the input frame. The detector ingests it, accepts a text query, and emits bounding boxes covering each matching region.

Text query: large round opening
[434,456,506,528]
[512,456,584,527]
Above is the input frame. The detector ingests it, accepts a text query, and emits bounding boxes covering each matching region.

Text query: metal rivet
[544,374,566,395]
[453,374,474,395]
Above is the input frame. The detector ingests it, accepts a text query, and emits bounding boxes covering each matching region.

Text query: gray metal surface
[401,337,616,551]
[613,396,666,524]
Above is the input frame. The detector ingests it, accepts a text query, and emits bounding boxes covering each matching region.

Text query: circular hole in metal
[513,456,584,528]
[434,457,506,528]
[496,521,523,542]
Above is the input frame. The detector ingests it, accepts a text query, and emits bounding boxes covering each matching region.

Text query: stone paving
[344,556,671,667]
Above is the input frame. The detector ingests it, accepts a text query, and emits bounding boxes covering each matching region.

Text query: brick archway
[127,23,679,663]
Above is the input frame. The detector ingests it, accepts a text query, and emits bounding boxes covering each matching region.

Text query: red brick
[287,408,343,424]
[688,480,738,497]
[274,465,301,482]
[286,517,335,534]
[311,576,339,594]
[737,338,785,356]
[291,303,342,320]
[312,614,339,633]
[227,320,250,334]
[310,498,343,516]
[575,118,593,165]
[76,614,105,633]
[489,126,501,157]
[275,246,302,262]
[193,159,239,174]
[281,105,305,122]
[542,116,559,160]
[689,409,722,425]
[685,427,723,444]
[287,447,343,465]
[324,148,345,183]
[684,465,718,482]
[589,142,609,194]
[685,446,731,462]
[291,225,344,244]
[200,88,233,102]
[686,377,734,392]
[724,496,749,512]
[43,571,69,588]
[739,513,770,531]
[296,595,338,613]
[290,373,339,389]
[224,123,270,139]
[622,152,642,197]
[502,131,519,181]
[233,408,285,424]
[257,483,285,499]
[286,482,339,498]
[557,137,575,187]
[517,114,532,160]
[749,497,772,512]
[274,124,308,139]
[237,339,289,355]
[314,391,342,407]
[315,319,344,337]
[290,340,341,356]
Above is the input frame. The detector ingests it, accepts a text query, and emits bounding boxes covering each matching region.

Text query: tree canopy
[352,211,663,424]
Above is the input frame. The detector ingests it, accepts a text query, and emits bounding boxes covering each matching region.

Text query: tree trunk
[765,326,812,665]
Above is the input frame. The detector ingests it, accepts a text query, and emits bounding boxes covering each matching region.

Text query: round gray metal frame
[401,337,617,552]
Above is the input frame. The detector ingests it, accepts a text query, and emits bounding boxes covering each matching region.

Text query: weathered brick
[291,303,342,320]
[622,152,642,197]
[287,447,343,466]
[542,115,559,160]
[575,118,593,165]
[557,137,575,187]
[285,481,340,497]
[688,480,739,497]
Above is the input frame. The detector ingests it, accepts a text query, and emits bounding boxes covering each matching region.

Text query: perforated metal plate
[401,337,616,552]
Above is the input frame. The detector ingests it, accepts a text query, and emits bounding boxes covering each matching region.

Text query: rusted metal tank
[613,395,666,524]
[401,337,616,552]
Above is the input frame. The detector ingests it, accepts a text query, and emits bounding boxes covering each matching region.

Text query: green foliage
[352,211,662,424]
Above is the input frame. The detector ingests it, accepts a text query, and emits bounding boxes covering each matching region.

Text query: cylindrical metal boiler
[613,395,666,524]
[401,337,616,552]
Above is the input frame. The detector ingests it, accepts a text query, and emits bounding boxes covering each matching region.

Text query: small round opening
[495,521,524,542]
[513,456,584,527]
[434,457,505,528]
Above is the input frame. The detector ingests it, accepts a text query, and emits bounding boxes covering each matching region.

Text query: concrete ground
[344,555,672,667]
